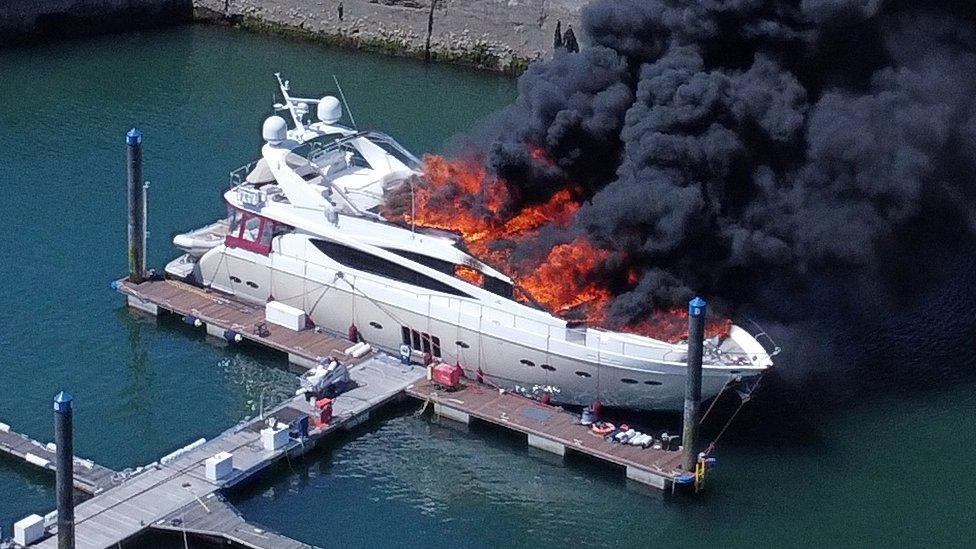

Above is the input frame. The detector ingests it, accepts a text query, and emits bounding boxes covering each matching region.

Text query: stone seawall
[0,0,192,45]
[193,0,584,73]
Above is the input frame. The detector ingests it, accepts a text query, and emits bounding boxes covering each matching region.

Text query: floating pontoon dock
[5,357,422,548]
[0,424,119,496]
[119,278,689,488]
[4,276,694,548]
[405,380,685,489]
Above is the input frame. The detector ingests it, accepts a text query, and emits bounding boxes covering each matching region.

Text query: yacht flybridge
[165,75,777,412]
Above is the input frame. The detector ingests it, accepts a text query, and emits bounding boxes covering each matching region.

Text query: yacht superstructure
[165,75,777,411]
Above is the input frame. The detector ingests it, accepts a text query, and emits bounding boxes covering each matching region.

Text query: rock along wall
[0,0,193,45]
[193,0,585,73]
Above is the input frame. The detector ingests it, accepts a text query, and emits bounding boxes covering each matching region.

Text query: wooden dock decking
[4,275,695,547]
[117,278,368,370]
[405,379,687,489]
[151,496,314,549]
[0,423,119,495]
[32,355,423,549]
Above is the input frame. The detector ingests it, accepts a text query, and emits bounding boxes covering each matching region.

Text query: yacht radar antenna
[332,74,358,130]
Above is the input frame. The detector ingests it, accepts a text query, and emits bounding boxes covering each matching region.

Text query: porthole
[575,371,592,378]
[230,276,242,283]
[540,364,556,372]
[519,359,535,366]
[643,380,662,386]
[369,321,383,330]
[455,341,470,349]
[621,378,638,384]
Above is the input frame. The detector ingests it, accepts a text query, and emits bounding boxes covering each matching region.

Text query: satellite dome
[262,116,288,145]
[317,96,342,124]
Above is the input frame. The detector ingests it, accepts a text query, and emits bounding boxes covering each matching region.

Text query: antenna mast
[333,74,358,130]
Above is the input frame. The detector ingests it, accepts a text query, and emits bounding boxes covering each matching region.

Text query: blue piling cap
[689,296,707,317]
[126,128,143,145]
[54,390,73,413]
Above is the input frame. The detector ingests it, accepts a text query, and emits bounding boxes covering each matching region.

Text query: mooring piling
[126,128,146,283]
[54,390,75,549]
[682,296,706,471]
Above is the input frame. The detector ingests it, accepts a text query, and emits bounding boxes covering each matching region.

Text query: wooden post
[682,297,706,471]
[126,128,146,283]
[54,390,75,549]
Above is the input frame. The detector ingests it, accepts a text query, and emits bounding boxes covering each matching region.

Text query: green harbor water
[1,25,975,548]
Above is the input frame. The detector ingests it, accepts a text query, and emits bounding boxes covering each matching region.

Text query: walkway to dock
[405,379,686,489]
[31,356,423,548]
[151,495,314,549]
[0,423,119,495]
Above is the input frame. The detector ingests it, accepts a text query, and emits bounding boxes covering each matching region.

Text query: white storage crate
[260,426,290,451]
[265,301,306,331]
[14,514,44,546]
[205,451,234,481]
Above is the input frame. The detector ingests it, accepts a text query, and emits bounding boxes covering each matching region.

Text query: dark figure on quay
[554,20,563,49]
[563,25,579,53]
[338,1,344,21]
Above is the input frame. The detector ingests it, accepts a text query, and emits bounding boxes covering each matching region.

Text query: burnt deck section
[0,422,119,495]
[405,380,687,489]
[117,278,365,370]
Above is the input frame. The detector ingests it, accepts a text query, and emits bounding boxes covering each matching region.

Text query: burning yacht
[165,75,777,411]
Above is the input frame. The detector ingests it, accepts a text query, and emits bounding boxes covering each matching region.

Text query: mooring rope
[708,370,767,449]
[699,377,735,426]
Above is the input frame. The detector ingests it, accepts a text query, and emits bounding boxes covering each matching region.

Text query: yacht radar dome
[262,116,288,145]
[317,96,342,124]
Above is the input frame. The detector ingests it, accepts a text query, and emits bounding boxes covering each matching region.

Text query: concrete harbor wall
[193,0,585,73]
[0,0,583,73]
[0,0,192,45]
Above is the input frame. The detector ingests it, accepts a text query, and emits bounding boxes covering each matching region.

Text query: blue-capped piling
[126,128,146,283]
[682,296,706,471]
[54,390,75,549]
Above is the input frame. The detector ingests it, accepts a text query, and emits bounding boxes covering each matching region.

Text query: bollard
[126,128,146,283]
[682,297,706,472]
[54,390,75,549]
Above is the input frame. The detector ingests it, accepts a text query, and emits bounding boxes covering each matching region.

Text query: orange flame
[386,152,730,343]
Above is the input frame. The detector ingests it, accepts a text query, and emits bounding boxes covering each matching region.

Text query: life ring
[590,423,615,436]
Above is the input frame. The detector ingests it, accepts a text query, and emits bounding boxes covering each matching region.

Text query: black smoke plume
[463,0,976,324]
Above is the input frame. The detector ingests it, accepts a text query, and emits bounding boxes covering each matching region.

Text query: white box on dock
[14,514,44,546]
[265,301,306,331]
[261,426,290,451]
[205,451,233,481]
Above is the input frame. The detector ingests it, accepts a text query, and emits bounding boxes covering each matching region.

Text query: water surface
[1,25,974,548]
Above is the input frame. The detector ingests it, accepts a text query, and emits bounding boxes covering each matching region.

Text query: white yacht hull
[182,246,758,412]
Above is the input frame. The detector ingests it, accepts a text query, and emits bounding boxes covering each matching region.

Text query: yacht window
[540,364,556,371]
[644,380,662,386]
[455,340,470,349]
[228,208,243,235]
[311,239,471,297]
[519,359,535,367]
[381,248,454,275]
[484,276,514,299]
[369,321,383,330]
[402,326,441,358]
[621,378,638,384]
[575,371,592,378]
[454,265,485,287]
[259,222,274,248]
